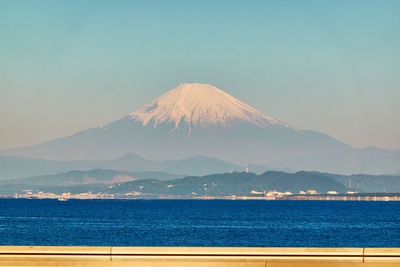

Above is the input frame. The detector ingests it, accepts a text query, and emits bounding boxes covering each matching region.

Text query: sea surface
[1,199,400,247]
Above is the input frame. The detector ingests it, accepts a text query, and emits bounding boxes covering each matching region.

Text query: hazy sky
[1,0,399,150]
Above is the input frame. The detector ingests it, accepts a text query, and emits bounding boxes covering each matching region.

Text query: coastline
[2,192,400,201]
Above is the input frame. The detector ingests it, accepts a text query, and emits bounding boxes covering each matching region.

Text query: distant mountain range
[0,169,183,186]
[2,168,400,196]
[107,171,348,196]
[0,170,347,196]
[1,83,399,174]
[0,153,266,181]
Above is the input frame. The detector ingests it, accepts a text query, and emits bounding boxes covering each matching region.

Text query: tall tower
[245,166,249,173]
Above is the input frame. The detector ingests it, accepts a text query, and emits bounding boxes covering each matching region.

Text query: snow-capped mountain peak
[129,83,287,130]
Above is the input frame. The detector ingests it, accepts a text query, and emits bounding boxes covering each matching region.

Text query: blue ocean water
[0,199,400,247]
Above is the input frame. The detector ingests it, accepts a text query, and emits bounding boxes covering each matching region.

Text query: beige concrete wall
[0,246,399,266]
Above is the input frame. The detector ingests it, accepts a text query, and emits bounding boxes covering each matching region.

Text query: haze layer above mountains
[1,83,399,174]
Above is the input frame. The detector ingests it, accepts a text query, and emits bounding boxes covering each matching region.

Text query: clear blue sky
[1,0,399,150]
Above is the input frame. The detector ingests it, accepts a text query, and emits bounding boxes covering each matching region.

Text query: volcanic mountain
[1,83,399,174]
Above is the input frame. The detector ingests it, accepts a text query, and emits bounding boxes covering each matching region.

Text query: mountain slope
[1,83,399,174]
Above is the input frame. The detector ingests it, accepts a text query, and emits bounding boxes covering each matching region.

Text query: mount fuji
[1,83,399,174]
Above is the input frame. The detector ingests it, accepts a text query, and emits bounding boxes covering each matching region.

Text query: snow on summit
[130,83,286,130]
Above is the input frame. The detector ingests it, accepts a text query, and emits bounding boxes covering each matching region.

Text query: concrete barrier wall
[0,246,399,266]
